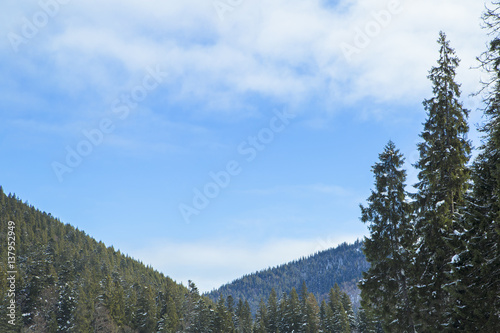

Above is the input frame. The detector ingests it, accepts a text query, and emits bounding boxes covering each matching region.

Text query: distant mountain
[206,240,369,314]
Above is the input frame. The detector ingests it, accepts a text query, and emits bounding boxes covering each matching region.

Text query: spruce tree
[286,288,303,332]
[266,289,279,333]
[340,292,356,332]
[304,293,320,333]
[356,302,379,333]
[360,141,415,332]
[212,295,234,332]
[412,31,471,331]
[452,2,500,330]
[236,299,253,333]
[254,298,268,333]
[134,285,157,333]
[320,299,335,333]
[328,285,350,333]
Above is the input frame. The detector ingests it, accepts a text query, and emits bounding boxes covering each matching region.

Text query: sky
[0,0,491,292]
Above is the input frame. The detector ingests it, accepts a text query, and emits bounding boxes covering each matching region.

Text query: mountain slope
[0,187,192,332]
[207,240,369,314]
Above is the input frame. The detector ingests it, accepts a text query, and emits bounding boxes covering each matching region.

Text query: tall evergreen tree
[134,285,157,333]
[285,288,303,332]
[451,2,500,330]
[320,299,335,333]
[328,285,350,333]
[356,302,380,333]
[192,298,213,333]
[299,282,320,333]
[304,293,320,333]
[360,141,415,332]
[254,298,268,333]
[266,289,279,333]
[412,31,471,331]
[340,291,356,332]
[236,299,253,333]
[212,295,235,332]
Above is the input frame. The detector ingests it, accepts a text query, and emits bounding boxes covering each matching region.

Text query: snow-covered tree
[451,3,500,330]
[360,141,415,332]
[412,31,471,331]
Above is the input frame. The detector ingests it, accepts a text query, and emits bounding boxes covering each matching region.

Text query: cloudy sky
[1,0,490,292]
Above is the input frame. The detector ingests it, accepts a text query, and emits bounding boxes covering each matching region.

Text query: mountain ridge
[206,240,369,314]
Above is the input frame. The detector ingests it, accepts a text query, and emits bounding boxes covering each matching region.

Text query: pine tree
[451,3,500,330]
[328,285,350,333]
[360,141,415,332]
[266,289,279,333]
[227,294,238,329]
[254,298,268,333]
[105,274,125,327]
[412,31,471,331]
[237,299,253,333]
[56,261,77,332]
[73,283,93,332]
[299,281,309,329]
[182,280,200,331]
[212,295,235,332]
[278,293,288,333]
[356,303,379,333]
[191,298,212,333]
[134,285,157,333]
[286,288,303,332]
[340,292,356,332]
[320,300,335,333]
[304,293,320,333]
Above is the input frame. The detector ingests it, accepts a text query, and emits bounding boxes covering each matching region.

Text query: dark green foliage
[0,186,361,331]
[282,288,302,332]
[356,302,380,333]
[213,295,235,332]
[236,299,253,333]
[360,141,415,332]
[0,187,191,332]
[451,2,500,331]
[412,31,471,331]
[266,289,279,333]
[356,23,500,332]
[253,298,268,333]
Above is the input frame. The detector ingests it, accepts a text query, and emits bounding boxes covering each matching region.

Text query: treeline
[0,187,196,333]
[0,182,374,332]
[189,280,380,333]
[359,9,500,332]
[208,240,369,315]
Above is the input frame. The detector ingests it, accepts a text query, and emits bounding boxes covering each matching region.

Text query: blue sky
[0,0,489,291]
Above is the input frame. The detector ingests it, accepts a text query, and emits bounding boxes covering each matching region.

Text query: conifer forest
[2,1,500,333]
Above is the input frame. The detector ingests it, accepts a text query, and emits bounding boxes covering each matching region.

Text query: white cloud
[7,0,486,119]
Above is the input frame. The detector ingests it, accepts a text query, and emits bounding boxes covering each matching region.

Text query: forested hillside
[207,241,369,315]
[0,187,199,332]
[0,187,376,332]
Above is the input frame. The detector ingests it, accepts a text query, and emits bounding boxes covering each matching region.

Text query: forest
[207,240,369,315]
[357,5,500,331]
[0,186,377,332]
[2,1,500,332]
